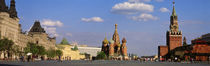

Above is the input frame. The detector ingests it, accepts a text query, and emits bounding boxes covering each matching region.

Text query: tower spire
[113,24,120,44]
[169,0,179,32]
[9,0,18,18]
[0,0,8,12]
[172,0,177,16]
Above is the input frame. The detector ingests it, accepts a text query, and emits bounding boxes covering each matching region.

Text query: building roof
[29,21,46,33]
[0,0,8,12]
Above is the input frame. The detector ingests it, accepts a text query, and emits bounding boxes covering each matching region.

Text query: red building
[158,1,182,61]
[101,24,128,60]
[166,34,210,61]
[183,35,210,61]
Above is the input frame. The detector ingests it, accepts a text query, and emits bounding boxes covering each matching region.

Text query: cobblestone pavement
[0,60,210,66]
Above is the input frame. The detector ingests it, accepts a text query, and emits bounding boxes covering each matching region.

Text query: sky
[5,0,210,56]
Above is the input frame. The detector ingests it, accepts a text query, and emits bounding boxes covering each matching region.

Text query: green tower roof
[109,39,114,44]
[60,38,69,45]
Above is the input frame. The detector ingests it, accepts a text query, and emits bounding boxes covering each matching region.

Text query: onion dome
[109,39,114,44]
[103,37,109,44]
[122,37,127,43]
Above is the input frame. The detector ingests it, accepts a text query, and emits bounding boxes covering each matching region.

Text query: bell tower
[166,0,182,51]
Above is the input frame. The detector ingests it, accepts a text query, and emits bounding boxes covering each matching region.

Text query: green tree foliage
[37,46,46,56]
[47,49,63,58]
[72,45,78,51]
[47,49,56,58]
[24,42,46,56]
[0,38,14,58]
[60,38,69,45]
[0,38,14,51]
[55,50,63,56]
[96,51,107,60]
[11,45,21,56]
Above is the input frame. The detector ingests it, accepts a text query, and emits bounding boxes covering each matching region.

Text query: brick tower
[109,39,115,57]
[121,37,128,60]
[112,24,121,55]
[166,1,182,51]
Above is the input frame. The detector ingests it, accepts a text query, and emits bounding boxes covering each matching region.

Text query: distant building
[0,0,56,59]
[76,46,101,60]
[56,45,85,60]
[101,24,128,60]
[59,38,101,60]
[56,38,85,60]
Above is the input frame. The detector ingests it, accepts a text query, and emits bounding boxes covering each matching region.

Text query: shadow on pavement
[0,64,21,66]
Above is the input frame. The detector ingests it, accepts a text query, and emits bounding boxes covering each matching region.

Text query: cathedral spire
[9,0,18,18]
[113,24,120,44]
[0,0,8,12]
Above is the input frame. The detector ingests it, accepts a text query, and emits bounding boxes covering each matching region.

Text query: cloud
[41,19,64,37]
[41,19,63,27]
[130,13,158,21]
[128,0,151,3]
[111,2,154,15]
[128,0,164,2]
[81,17,104,22]
[159,7,170,12]
[43,27,59,37]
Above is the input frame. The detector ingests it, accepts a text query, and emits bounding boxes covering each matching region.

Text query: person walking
[27,55,31,62]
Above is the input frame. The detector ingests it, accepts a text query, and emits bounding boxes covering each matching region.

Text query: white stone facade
[0,12,56,52]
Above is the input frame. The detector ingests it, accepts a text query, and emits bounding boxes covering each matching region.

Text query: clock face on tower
[173,26,177,29]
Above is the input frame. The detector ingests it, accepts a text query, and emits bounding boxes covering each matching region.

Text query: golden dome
[103,37,109,44]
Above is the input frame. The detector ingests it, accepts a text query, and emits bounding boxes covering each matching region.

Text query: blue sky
[5,0,210,56]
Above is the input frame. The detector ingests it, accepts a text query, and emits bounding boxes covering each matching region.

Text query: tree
[11,45,21,56]
[47,49,63,60]
[47,49,56,59]
[55,50,63,60]
[55,50,63,57]
[72,45,78,51]
[24,42,46,56]
[37,46,46,56]
[60,38,69,45]
[96,51,107,60]
[0,38,14,59]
